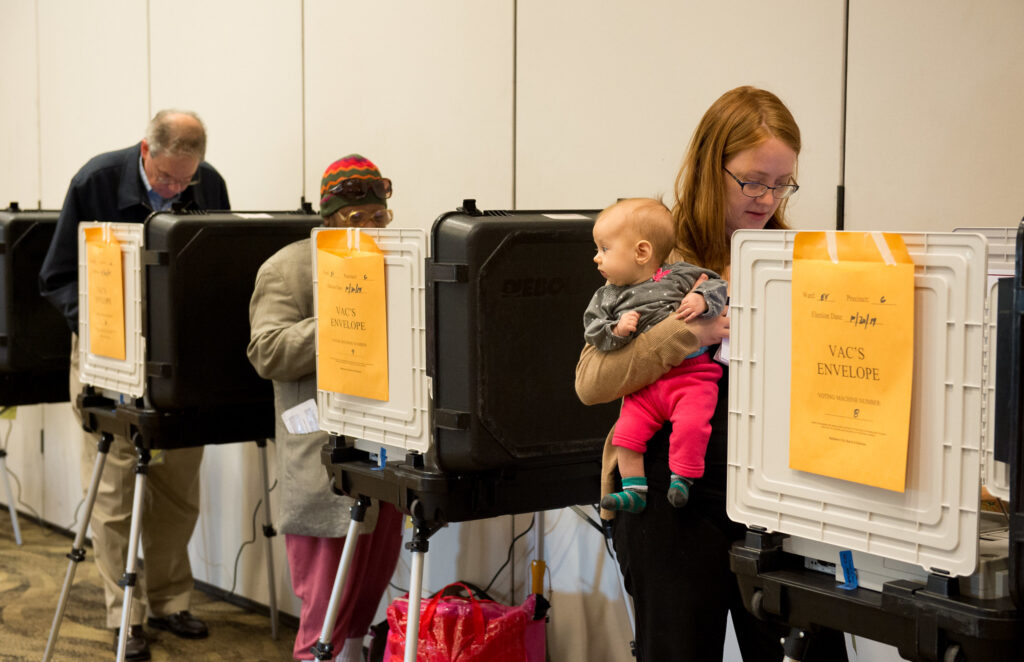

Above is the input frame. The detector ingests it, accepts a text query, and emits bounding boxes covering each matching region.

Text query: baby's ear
[635,240,654,265]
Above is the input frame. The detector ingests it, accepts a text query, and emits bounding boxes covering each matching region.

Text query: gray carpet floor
[0,510,298,661]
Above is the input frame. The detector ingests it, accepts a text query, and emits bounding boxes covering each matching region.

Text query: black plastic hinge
[146,362,174,378]
[458,199,482,216]
[925,571,959,598]
[434,409,470,430]
[142,249,169,266]
[428,262,468,283]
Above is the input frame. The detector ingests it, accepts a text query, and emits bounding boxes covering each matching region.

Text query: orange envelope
[789,231,915,491]
[316,229,389,401]
[84,227,126,360]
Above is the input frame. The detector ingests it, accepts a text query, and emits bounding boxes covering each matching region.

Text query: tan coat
[247,238,378,537]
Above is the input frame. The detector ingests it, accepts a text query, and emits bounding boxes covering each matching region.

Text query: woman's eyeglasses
[337,208,394,227]
[326,177,393,202]
[723,168,799,200]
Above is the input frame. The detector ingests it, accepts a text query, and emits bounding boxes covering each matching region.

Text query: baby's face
[592,211,649,286]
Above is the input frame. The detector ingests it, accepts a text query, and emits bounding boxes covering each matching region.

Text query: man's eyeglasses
[326,177,393,202]
[338,208,394,227]
[723,167,799,200]
[152,168,198,188]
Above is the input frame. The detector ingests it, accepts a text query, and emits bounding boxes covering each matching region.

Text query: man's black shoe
[113,625,151,661]
[146,610,209,639]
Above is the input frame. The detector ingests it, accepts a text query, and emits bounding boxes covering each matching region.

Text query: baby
[584,198,727,512]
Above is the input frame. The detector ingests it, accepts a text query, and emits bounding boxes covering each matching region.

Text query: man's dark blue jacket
[38,142,230,331]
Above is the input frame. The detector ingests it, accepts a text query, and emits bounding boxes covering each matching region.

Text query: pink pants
[286,502,404,660]
[612,352,723,478]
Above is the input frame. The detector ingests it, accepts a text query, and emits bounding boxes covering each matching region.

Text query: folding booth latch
[142,249,169,266]
[434,409,470,430]
[428,262,468,283]
[146,362,174,378]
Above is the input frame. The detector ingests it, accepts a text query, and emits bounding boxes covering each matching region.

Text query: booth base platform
[730,530,1022,662]
[323,441,600,524]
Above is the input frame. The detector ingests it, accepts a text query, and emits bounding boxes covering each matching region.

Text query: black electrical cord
[481,514,535,595]
[388,515,540,597]
[228,479,278,596]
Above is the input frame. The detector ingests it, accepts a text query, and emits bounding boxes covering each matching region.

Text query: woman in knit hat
[247,154,402,662]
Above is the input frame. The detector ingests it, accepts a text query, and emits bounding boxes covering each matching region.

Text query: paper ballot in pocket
[282,398,320,435]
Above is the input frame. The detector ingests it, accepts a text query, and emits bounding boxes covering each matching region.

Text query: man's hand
[614,310,640,337]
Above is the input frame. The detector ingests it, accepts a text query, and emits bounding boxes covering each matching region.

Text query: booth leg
[781,627,810,662]
[404,542,427,662]
[403,511,444,662]
[42,432,113,662]
[256,438,279,640]
[115,445,150,662]
[311,496,371,661]
[0,448,21,545]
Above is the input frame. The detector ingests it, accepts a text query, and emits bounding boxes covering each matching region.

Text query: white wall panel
[36,0,149,208]
[0,0,41,209]
[147,0,304,609]
[845,1,1024,232]
[40,402,87,529]
[149,0,304,211]
[516,0,845,232]
[1,407,43,530]
[303,0,514,232]
[190,442,299,618]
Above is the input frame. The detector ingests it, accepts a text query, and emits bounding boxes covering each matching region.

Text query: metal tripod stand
[42,431,113,661]
[311,497,437,662]
[42,419,281,661]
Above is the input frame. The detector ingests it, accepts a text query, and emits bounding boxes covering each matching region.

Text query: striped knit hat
[319,154,387,218]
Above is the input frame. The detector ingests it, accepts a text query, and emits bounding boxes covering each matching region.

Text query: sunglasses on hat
[327,177,393,201]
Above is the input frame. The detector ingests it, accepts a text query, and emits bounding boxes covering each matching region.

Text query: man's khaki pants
[70,335,203,628]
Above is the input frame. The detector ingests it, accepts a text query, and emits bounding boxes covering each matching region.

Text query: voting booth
[0,204,70,550]
[75,211,321,442]
[312,202,619,660]
[317,203,618,521]
[0,205,69,405]
[44,210,322,662]
[725,227,1024,661]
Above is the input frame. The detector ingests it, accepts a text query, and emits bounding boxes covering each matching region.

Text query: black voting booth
[314,203,620,660]
[321,203,619,522]
[0,204,70,550]
[726,223,1024,662]
[0,204,69,404]
[77,211,321,445]
[44,210,322,662]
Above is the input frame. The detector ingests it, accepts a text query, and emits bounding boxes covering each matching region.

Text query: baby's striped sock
[600,476,648,513]
[667,474,693,508]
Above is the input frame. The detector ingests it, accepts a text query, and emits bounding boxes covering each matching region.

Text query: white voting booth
[726,228,1018,659]
[76,222,147,399]
[310,226,430,662]
[314,227,430,458]
[968,227,1015,503]
[309,208,611,661]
